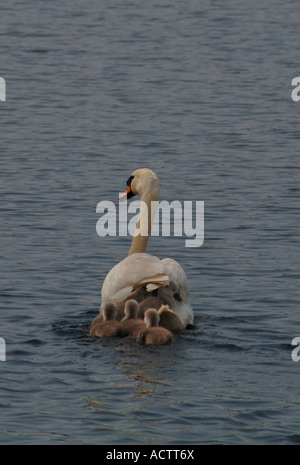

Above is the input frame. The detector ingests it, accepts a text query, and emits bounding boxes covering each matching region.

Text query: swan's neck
[128,189,159,255]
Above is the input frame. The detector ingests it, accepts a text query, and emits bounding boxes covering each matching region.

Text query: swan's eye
[127,175,135,187]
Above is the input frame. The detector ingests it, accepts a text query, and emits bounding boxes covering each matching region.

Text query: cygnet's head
[103,303,118,321]
[167,280,178,293]
[158,280,182,302]
[123,299,139,320]
[144,308,160,328]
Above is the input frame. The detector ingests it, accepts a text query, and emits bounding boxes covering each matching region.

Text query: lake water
[1,0,300,445]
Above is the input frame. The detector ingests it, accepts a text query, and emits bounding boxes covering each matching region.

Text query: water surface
[1,0,300,444]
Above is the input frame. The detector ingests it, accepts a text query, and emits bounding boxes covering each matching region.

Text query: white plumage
[97,168,194,331]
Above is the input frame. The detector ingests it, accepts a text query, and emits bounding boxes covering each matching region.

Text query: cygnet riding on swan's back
[137,279,180,319]
[94,168,194,331]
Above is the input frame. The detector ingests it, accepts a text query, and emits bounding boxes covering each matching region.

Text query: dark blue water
[1,0,300,444]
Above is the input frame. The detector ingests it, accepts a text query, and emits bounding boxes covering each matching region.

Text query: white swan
[98,168,194,330]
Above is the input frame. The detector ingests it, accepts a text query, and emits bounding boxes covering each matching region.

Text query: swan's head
[144,308,160,328]
[120,168,160,201]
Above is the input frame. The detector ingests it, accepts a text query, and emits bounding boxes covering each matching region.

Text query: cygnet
[90,303,122,338]
[136,308,174,345]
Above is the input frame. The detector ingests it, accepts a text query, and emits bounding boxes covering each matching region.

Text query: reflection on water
[90,339,180,402]
[117,353,172,399]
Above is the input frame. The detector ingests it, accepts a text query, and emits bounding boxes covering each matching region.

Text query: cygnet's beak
[174,293,182,302]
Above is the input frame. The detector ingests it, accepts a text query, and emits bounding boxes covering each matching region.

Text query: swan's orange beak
[119,186,131,200]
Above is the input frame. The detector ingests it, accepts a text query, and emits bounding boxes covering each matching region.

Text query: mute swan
[120,299,147,337]
[136,308,174,345]
[90,303,122,338]
[96,168,194,331]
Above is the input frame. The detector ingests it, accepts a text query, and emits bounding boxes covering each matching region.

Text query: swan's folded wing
[101,253,168,304]
[160,258,190,299]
